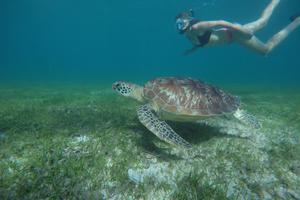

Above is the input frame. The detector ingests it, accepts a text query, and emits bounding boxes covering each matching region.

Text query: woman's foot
[290,13,300,22]
[272,0,280,6]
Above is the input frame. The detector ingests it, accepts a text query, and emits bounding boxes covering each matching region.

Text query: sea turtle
[112,77,260,148]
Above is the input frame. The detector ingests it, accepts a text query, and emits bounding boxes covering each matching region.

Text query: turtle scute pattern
[143,77,240,116]
[137,104,192,148]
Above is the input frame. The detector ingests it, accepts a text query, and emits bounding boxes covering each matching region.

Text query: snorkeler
[176,0,300,55]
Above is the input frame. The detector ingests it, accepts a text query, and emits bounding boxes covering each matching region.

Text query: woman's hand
[230,23,253,39]
[192,20,254,39]
[217,21,253,38]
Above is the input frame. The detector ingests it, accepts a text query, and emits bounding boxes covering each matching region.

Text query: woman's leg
[243,0,280,33]
[237,18,300,55]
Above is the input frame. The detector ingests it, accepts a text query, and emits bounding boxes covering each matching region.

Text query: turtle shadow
[129,120,244,161]
[169,121,241,145]
[129,123,182,161]
[138,134,182,161]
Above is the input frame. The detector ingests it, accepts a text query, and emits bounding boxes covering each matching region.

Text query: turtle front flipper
[137,104,192,148]
[233,109,261,129]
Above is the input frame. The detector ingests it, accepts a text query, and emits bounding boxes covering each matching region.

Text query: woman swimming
[176,0,300,55]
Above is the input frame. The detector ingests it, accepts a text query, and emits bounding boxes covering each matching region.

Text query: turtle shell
[143,77,240,116]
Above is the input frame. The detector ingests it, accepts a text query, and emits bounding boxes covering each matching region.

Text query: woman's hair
[175,11,192,20]
[175,10,200,26]
[176,8,196,20]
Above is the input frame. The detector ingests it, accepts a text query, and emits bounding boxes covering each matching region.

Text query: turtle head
[112,81,144,102]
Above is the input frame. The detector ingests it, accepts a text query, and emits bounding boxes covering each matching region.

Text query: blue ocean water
[1,1,300,199]
[0,0,299,84]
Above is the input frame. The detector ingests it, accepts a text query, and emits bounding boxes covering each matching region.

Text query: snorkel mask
[175,9,195,34]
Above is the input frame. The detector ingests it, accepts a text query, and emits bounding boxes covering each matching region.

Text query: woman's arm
[192,20,253,38]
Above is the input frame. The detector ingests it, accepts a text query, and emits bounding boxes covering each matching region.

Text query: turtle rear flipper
[233,109,261,129]
[137,104,192,148]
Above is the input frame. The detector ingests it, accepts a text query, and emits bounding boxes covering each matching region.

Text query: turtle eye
[115,83,121,88]
[112,82,122,91]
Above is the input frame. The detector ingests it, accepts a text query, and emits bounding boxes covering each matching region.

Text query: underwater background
[1,0,300,85]
[1,0,300,199]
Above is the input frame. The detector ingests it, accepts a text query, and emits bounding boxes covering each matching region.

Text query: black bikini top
[187,19,212,47]
[197,30,212,47]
